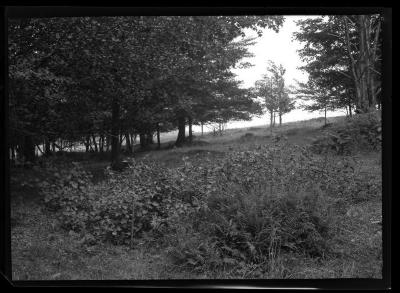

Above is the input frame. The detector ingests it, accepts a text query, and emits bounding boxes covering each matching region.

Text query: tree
[294,15,382,114]
[295,79,337,125]
[255,61,295,129]
[8,16,284,166]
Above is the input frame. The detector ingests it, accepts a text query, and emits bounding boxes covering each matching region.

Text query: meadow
[10,114,382,280]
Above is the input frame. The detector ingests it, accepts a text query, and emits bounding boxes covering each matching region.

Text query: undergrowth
[36,131,381,275]
[311,112,381,155]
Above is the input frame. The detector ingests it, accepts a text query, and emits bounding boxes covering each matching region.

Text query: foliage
[311,112,382,155]
[38,126,381,272]
[293,15,382,114]
[41,159,198,245]
[8,16,284,163]
[254,61,295,125]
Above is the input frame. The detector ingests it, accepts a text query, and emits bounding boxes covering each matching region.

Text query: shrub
[311,112,381,155]
[240,133,255,140]
[285,128,300,136]
[41,160,195,245]
[163,141,379,271]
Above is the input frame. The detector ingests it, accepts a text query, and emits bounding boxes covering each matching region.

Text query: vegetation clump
[311,112,381,155]
[38,137,380,274]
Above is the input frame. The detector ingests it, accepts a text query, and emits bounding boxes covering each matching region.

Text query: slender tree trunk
[88,140,95,152]
[156,123,161,149]
[269,110,274,135]
[349,103,353,117]
[111,98,121,168]
[99,134,104,152]
[125,132,132,153]
[140,133,146,148]
[176,115,186,147]
[92,134,98,152]
[344,16,364,113]
[10,145,14,162]
[106,135,110,152]
[279,113,282,127]
[188,117,193,142]
[85,135,90,152]
[44,138,51,156]
[10,146,15,164]
[36,144,44,156]
[23,135,35,163]
[358,15,369,112]
[273,112,276,127]
[324,105,327,126]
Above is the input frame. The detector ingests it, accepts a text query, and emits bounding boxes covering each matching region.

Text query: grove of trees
[293,15,382,118]
[8,16,284,168]
[254,61,295,128]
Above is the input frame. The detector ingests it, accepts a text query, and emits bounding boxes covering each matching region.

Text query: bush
[311,112,381,155]
[41,159,195,245]
[163,141,379,271]
[285,128,300,136]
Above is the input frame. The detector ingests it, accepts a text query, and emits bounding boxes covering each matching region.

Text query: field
[10,116,383,280]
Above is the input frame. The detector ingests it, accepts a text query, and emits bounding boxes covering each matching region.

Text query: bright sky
[226,15,346,129]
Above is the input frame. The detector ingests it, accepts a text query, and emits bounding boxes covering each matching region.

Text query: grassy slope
[10,116,382,280]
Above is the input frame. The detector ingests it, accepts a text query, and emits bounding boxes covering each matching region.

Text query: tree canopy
[8,15,284,166]
[254,61,295,127]
[293,15,382,116]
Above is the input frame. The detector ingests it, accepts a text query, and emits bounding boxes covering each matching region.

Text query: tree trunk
[44,138,51,156]
[324,105,327,126]
[156,124,161,149]
[344,16,365,113]
[146,132,154,145]
[111,98,121,168]
[176,115,186,147]
[358,15,369,113]
[273,112,276,127]
[188,117,193,142]
[140,133,146,148]
[99,134,104,152]
[269,110,274,135]
[125,133,132,153]
[85,135,90,152]
[106,135,110,152]
[201,122,204,136]
[10,146,15,163]
[92,134,98,152]
[279,113,282,127]
[23,135,35,163]
[349,103,353,117]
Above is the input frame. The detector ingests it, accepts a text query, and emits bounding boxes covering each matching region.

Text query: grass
[10,115,382,280]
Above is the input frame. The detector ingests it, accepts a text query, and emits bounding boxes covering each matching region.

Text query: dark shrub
[311,112,381,155]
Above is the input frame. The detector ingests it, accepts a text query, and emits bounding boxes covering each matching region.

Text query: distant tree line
[8,16,284,168]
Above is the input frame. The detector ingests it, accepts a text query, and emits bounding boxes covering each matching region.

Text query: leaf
[223,257,237,265]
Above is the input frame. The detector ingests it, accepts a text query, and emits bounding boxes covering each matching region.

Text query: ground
[10,116,383,280]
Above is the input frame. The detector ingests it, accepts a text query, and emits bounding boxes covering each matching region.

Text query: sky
[225,15,346,130]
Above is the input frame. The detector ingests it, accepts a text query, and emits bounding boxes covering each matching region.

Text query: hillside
[10,115,382,280]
